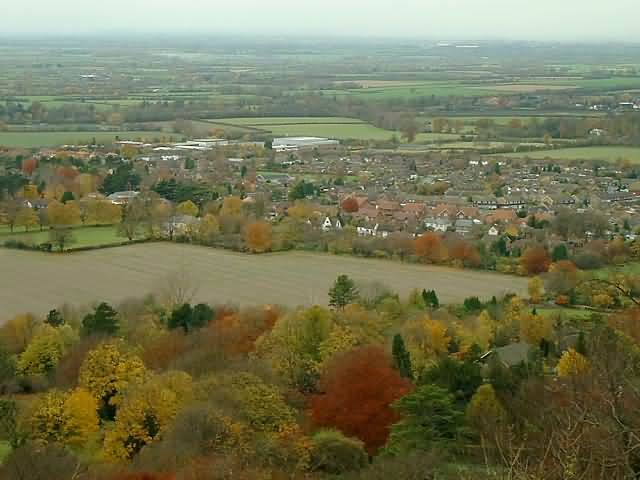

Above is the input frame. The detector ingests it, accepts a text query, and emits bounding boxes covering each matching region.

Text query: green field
[215,116,365,126]
[4,225,141,250]
[499,146,640,162]
[0,131,168,148]
[214,117,459,142]
[0,243,527,321]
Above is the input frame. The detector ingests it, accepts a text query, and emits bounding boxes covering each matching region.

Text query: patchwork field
[500,146,640,162]
[0,243,527,322]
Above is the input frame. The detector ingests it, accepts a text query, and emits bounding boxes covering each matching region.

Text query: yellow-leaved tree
[78,341,147,420]
[176,200,199,217]
[62,388,100,446]
[466,384,507,435]
[404,316,451,376]
[519,311,553,345]
[103,370,193,460]
[557,349,590,378]
[528,276,544,304]
[16,324,77,378]
[198,213,220,245]
[25,387,99,447]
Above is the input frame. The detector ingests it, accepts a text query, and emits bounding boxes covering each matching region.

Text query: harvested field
[0,243,527,322]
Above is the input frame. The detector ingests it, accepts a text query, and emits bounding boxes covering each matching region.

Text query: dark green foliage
[387,385,464,454]
[82,302,119,336]
[184,157,196,170]
[491,237,509,257]
[60,191,75,203]
[392,334,413,379]
[0,173,28,199]
[329,275,359,310]
[310,430,368,474]
[421,289,439,309]
[421,356,482,403]
[575,331,588,356]
[152,178,217,205]
[45,309,64,327]
[552,243,569,262]
[289,180,318,201]
[463,296,483,313]
[0,400,20,448]
[0,346,16,394]
[168,303,214,333]
[100,163,141,195]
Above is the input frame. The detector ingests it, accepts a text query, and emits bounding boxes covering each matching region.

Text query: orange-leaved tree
[244,220,273,253]
[309,345,413,455]
[414,232,448,264]
[521,246,551,275]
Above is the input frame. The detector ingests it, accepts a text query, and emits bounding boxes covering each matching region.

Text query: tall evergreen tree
[328,275,359,310]
[82,302,119,336]
[392,334,413,379]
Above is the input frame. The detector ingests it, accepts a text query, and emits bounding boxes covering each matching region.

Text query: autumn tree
[78,341,147,420]
[545,260,578,296]
[309,345,413,454]
[26,388,99,446]
[256,306,334,392]
[22,158,38,176]
[341,197,360,213]
[119,197,148,241]
[15,207,38,232]
[329,275,359,310]
[414,233,448,264]
[220,196,243,217]
[16,324,75,378]
[557,348,590,377]
[521,246,551,275]
[466,384,507,437]
[528,276,544,304]
[197,213,220,245]
[244,220,272,253]
[86,199,122,225]
[176,200,199,217]
[104,371,193,460]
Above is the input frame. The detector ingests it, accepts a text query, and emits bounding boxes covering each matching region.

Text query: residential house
[322,216,343,232]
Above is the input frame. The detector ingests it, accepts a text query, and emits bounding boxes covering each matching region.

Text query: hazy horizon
[3,0,639,43]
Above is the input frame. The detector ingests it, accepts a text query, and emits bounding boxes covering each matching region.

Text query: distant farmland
[0,243,527,322]
[214,116,459,142]
[500,146,640,163]
[0,131,168,148]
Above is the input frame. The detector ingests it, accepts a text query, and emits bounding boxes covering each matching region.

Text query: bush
[573,252,604,270]
[310,430,367,474]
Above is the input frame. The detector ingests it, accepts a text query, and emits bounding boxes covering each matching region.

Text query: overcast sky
[3,0,638,42]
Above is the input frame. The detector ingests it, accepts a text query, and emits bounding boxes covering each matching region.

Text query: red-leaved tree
[309,345,413,455]
[341,197,359,213]
[521,246,551,275]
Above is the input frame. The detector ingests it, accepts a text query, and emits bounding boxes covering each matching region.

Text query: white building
[272,137,339,152]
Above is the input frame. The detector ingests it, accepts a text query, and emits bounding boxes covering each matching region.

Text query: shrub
[310,429,367,474]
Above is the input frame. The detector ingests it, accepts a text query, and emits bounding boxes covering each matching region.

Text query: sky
[3,0,639,42]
